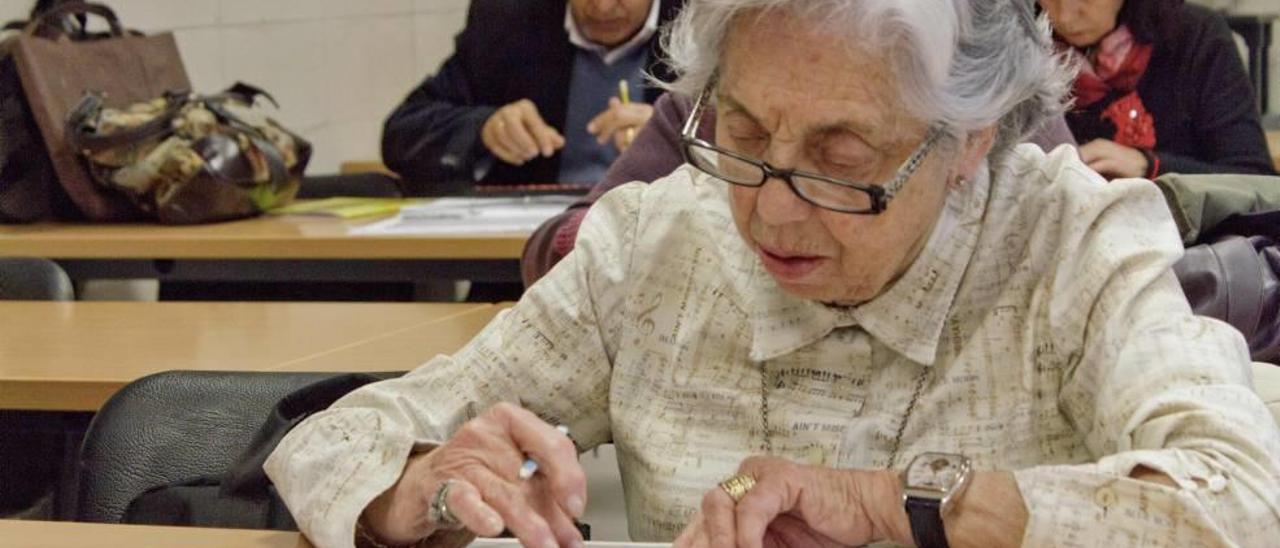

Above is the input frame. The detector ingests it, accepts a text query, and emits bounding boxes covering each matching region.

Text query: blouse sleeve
[264,184,649,548]
[1014,175,1280,547]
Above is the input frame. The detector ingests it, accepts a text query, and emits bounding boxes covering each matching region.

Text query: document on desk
[469,541,669,547]
[351,196,578,236]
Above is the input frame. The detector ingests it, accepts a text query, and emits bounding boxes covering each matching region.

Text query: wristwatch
[901,452,973,548]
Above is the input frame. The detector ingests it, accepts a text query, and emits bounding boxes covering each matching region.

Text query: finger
[483,118,525,165]
[613,129,633,153]
[493,403,586,518]
[734,475,794,548]
[492,118,535,165]
[514,102,559,157]
[443,478,505,537]
[586,106,614,136]
[524,116,563,157]
[1087,158,1119,178]
[674,518,709,548]
[531,124,564,158]
[530,477,586,548]
[701,487,738,548]
[468,465,559,548]
[487,134,526,166]
[503,111,542,160]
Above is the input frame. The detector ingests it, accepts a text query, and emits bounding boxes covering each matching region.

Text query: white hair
[660,0,1073,157]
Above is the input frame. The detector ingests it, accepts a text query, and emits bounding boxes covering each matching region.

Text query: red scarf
[1062,26,1157,150]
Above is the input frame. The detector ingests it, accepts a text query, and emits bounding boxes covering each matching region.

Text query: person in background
[382,0,684,190]
[521,91,1077,285]
[1039,0,1276,179]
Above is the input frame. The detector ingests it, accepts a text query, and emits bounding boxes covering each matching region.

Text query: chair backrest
[0,257,72,300]
[72,370,345,523]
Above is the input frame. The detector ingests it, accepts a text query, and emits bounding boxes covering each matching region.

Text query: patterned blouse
[267,145,1280,547]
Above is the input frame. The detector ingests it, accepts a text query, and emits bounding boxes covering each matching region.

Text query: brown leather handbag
[66,83,310,225]
[12,1,190,221]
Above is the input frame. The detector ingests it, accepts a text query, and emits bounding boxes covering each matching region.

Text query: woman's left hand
[1079,138,1149,179]
[673,456,904,548]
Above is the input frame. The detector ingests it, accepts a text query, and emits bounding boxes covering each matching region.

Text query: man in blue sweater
[382,0,685,190]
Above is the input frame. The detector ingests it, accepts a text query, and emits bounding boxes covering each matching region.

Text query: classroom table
[0,519,668,547]
[0,207,529,286]
[0,520,308,548]
[0,301,497,412]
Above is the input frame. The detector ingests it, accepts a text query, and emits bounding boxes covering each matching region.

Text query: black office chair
[0,258,74,518]
[0,257,73,300]
[71,370,385,525]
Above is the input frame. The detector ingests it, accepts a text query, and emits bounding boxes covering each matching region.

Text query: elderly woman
[266,1,1280,547]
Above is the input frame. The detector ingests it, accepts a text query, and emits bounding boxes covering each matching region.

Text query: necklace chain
[759,361,930,466]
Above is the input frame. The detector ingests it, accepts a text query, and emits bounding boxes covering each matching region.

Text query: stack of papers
[351,196,578,236]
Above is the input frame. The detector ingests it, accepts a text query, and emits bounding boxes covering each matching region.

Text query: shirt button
[1129,109,1138,119]
[1208,474,1227,492]
[1094,486,1117,509]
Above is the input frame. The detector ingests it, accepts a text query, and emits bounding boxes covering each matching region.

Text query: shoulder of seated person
[1159,3,1236,55]
[1003,144,1169,217]
[467,0,558,27]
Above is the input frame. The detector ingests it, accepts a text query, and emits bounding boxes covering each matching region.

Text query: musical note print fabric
[267,145,1280,547]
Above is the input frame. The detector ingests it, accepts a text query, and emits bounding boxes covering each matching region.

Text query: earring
[952,176,968,189]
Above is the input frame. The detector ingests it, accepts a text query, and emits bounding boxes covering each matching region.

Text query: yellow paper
[270,198,414,219]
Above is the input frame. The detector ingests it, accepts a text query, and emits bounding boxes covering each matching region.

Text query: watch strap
[905,496,950,548]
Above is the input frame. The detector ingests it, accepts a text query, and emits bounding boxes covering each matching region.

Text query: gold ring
[718,473,757,503]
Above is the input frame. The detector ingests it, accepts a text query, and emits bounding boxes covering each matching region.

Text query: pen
[518,424,571,480]
[617,80,636,145]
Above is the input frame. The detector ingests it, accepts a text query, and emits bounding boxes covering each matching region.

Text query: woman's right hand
[361,402,587,548]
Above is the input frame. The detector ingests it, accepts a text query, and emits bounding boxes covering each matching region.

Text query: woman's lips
[757,245,826,283]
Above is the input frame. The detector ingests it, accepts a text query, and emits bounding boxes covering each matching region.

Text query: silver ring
[429,479,462,530]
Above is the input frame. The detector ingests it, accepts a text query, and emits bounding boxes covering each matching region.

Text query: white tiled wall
[1,1,1277,172]
[0,0,469,174]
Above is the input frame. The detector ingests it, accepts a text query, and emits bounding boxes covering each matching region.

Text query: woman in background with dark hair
[1040,0,1276,179]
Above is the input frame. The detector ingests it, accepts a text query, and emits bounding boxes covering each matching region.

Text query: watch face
[906,453,965,492]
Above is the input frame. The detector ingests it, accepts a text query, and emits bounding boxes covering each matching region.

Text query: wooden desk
[0,520,310,548]
[0,209,528,285]
[0,301,489,411]
[0,520,667,547]
[274,303,511,373]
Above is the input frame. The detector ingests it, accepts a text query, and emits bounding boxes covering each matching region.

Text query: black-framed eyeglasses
[679,83,943,214]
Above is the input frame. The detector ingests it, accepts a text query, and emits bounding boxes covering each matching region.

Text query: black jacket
[1067,4,1276,176]
[382,0,683,191]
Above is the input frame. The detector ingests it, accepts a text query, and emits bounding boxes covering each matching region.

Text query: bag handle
[24,1,123,37]
[66,90,190,156]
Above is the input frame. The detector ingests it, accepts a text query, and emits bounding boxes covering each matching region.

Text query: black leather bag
[1175,234,1280,363]
[121,373,383,530]
[0,11,74,222]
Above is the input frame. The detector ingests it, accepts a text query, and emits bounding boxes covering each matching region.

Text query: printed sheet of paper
[469,541,668,547]
[350,196,578,236]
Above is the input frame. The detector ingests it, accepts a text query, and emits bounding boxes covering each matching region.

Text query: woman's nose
[754,175,813,226]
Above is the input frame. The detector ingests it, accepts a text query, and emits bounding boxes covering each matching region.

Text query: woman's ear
[950,126,997,187]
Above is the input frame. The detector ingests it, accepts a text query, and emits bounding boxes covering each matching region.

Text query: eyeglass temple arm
[881,127,943,199]
[681,85,715,139]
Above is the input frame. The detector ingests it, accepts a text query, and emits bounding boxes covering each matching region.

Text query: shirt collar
[564,0,660,65]
[706,164,991,365]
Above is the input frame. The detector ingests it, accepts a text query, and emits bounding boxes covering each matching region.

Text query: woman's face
[1037,0,1126,47]
[718,13,966,305]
